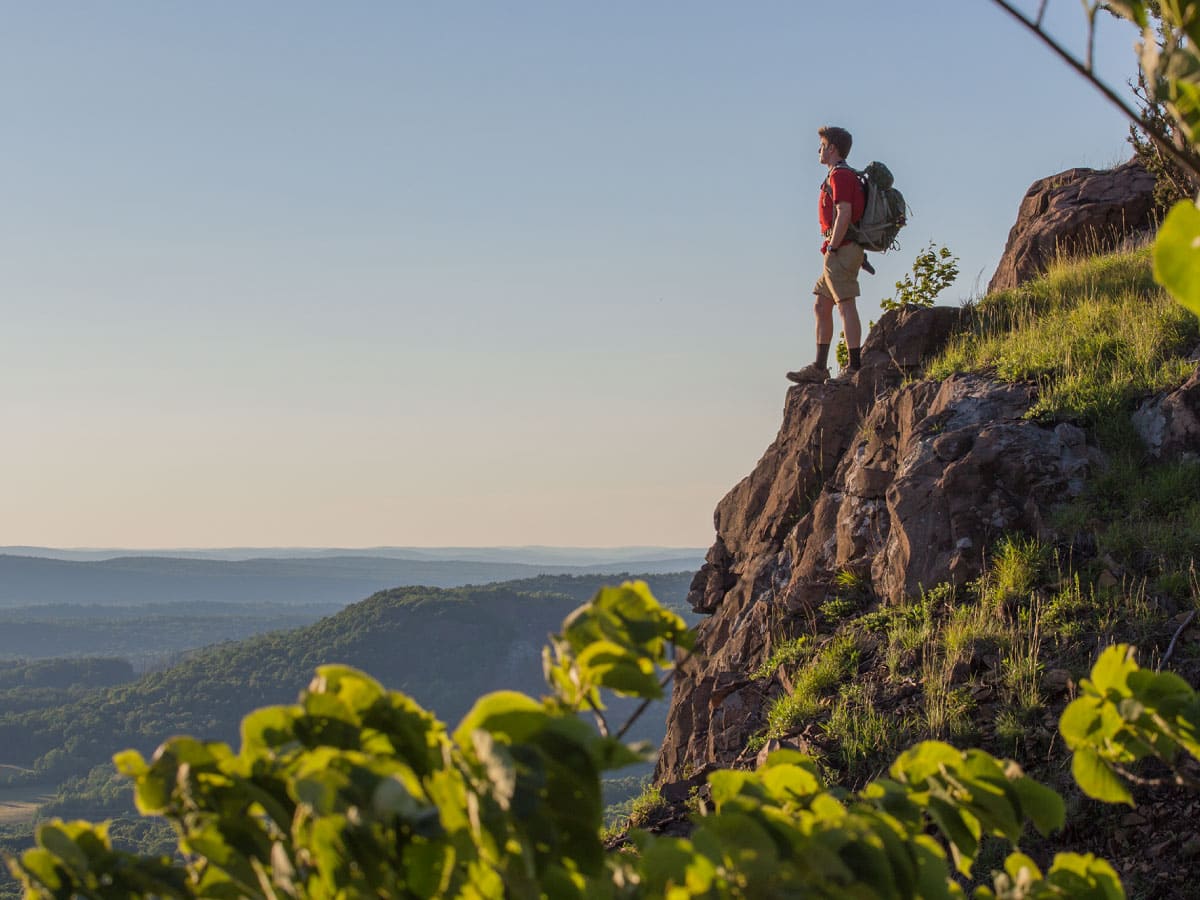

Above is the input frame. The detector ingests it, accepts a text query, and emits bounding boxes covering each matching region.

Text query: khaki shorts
[812,242,864,302]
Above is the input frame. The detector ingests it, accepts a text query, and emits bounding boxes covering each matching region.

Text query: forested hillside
[0,572,691,898]
[0,572,691,788]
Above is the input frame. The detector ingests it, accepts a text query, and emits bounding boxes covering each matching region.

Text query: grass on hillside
[928,246,1197,444]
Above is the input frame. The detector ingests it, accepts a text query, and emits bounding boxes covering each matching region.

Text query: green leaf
[129,766,174,815]
[1071,747,1134,806]
[471,730,517,811]
[691,812,781,884]
[910,834,959,900]
[575,640,660,698]
[634,835,716,896]
[1154,200,1200,316]
[1004,850,1043,883]
[1059,696,1108,748]
[241,706,300,755]
[761,748,820,772]
[1102,0,1149,28]
[926,796,980,876]
[36,823,92,876]
[758,761,822,804]
[453,690,546,750]
[403,840,454,898]
[310,664,386,713]
[1087,645,1137,696]
[14,848,68,892]
[1010,775,1066,836]
[890,740,961,785]
[1127,668,1195,707]
[706,770,752,810]
[1045,852,1126,899]
[112,749,147,778]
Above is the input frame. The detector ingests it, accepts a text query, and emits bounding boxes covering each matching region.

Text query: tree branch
[614,669,676,742]
[1160,609,1197,670]
[989,0,1200,182]
[585,695,610,738]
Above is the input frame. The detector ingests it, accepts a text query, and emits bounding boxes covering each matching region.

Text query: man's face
[818,139,838,166]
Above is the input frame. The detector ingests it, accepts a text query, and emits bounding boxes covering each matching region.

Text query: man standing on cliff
[787,126,866,384]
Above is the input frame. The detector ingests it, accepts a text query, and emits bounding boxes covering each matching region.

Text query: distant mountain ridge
[0,551,703,608]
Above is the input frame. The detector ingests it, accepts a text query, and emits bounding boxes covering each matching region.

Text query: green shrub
[627,785,667,828]
[881,242,960,311]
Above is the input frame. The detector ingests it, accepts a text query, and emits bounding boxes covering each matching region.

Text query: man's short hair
[818,126,852,159]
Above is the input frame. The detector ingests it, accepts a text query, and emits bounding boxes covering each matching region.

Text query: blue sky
[2,2,1142,548]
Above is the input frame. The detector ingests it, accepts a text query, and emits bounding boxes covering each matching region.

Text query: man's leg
[814,291,835,351]
[787,292,835,383]
[838,297,863,370]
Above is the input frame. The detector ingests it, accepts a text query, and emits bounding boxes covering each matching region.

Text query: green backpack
[826,161,908,253]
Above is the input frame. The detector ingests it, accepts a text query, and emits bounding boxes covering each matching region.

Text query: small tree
[882,242,960,312]
[1128,71,1199,212]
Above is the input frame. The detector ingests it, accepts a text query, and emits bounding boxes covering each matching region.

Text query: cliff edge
[655,306,1104,782]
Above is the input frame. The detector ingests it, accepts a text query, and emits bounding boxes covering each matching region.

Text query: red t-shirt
[819,165,865,233]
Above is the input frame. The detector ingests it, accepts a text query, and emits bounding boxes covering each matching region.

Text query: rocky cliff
[654,160,1178,789]
[654,306,1106,783]
[640,162,1200,894]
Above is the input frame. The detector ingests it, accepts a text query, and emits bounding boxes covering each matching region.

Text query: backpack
[825,161,908,253]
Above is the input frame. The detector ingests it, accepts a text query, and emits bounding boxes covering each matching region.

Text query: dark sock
[849,347,862,370]
[815,343,830,369]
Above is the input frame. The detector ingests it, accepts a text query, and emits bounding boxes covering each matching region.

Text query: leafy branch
[882,242,960,312]
[18,582,1200,898]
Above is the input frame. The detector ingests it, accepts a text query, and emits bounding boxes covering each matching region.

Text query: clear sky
[2,2,1142,549]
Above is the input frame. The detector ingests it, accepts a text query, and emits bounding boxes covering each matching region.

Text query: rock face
[1133,368,1200,461]
[987,160,1156,294]
[655,306,1106,783]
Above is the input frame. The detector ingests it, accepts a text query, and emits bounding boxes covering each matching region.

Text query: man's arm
[828,200,852,250]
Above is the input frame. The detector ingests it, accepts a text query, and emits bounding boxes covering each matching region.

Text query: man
[787,126,866,384]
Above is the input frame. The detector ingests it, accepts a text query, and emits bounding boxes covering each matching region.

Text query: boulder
[1133,368,1200,460]
[988,160,1156,294]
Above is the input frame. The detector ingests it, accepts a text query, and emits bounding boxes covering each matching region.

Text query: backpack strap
[822,161,865,197]
[821,161,853,195]
[824,163,867,236]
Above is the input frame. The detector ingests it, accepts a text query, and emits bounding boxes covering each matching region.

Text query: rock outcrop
[655,305,1105,783]
[987,160,1156,294]
[1133,368,1200,461]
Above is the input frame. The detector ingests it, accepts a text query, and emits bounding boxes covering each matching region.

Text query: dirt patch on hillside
[0,785,52,825]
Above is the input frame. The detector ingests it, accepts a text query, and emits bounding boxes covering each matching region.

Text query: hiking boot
[830,367,860,384]
[786,363,829,384]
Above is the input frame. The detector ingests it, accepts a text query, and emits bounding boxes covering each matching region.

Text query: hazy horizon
[1,544,708,564]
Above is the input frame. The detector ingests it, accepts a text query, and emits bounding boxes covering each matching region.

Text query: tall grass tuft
[764,633,861,738]
[821,682,910,768]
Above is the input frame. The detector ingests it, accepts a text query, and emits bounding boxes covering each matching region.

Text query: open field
[0,784,52,825]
